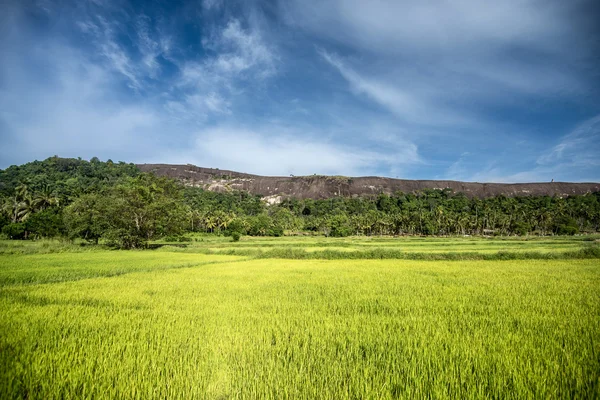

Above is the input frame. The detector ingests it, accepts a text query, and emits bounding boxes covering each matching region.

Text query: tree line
[1,157,599,248]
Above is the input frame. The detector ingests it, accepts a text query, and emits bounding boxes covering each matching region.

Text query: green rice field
[1,236,599,398]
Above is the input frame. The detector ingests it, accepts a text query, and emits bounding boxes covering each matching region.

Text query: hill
[1,157,599,240]
[137,163,600,200]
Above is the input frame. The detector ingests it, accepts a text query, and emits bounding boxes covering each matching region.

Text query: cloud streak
[178,126,420,177]
[460,115,600,183]
[537,115,600,170]
[319,50,476,127]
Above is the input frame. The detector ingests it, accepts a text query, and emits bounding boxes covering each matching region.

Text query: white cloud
[537,115,600,169]
[445,152,471,181]
[170,18,278,123]
[177,126,420,176]
[75,11,173,89]
[283,0,579,57]
[202,0,223,10]
[135,15,166,77]
[101,41,141,90]
[320,50,476,126]
[204,19,277,78]
[1,5,421,178]
[73,7,279,127]
[2,0,596,183]
[164,92,231,123]
[76,16,143,90]
[0,20,166,165]
[290,0,593,128]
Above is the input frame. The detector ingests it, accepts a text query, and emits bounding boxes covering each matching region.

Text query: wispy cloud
[135,15,170,77]
[0,40,162,164]
[319,50,475,126]
[177,126,420,177]
[295,0,595,124]
[164,92,231,124]
[537,115,600,170]
[86,16,142,88]
[208,19,277,78]
[445,152,471,181]
[283,0,584,57]
[202,0,223,11]
[169,18,279,123]
[1,1,413,177]
[463,115,600,183]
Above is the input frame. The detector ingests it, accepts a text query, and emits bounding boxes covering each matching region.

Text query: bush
[556,224,578,235]
[554,216,579,235]
[0,213,9,232]
[231,231,241,242]
[26,209,64,238]
[511,221,530,236]
[2,223,26,239]
[269,226,284,237]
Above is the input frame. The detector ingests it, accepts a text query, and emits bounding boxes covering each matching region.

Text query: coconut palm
[33,185,59,211]
[2,196,20,223]
[17,195,36,222]
[205,216,217,233]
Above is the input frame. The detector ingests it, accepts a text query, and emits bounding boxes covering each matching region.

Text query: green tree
[63,193,108,244]
[64,174,186,248]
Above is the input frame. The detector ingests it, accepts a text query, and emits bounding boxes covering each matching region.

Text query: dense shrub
[554,217,579,235]
[2,223,26,239]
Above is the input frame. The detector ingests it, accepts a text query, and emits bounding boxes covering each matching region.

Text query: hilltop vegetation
[1,157,600,248]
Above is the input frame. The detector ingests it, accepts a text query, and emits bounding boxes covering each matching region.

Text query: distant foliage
[0,157,140,243]
[1,157,600,244]
[0,156,139,199]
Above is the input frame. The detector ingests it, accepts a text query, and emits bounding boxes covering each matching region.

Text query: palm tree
[220,213,235,230]
[17,195,36,222]
[538,210,553,236]
[2,184,35,224]
[457,214,470,236]
[15,184,28,200]
[2,196,20,223]
[205,216,217,233]
[434,206,445,235]
[33,185,59,211]
[14,195,36,239]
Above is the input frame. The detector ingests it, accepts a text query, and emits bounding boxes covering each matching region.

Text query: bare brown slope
[137,163,600,199]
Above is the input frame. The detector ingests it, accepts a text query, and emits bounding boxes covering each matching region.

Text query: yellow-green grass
[170,236,599,261]
[203,244,580,254]
[1,251,599,398]
[0,252,244,285]
[183,235,596,250]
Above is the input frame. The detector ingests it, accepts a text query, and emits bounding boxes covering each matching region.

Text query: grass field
[166,234,600,260]
[1,236,599,398]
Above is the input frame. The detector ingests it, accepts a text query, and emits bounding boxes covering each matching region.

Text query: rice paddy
[0,236,599,398]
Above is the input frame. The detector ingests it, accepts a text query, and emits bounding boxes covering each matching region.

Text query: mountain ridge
[137,163,600,200]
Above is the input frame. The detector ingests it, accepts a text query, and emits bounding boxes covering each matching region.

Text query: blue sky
[1,0,599,182]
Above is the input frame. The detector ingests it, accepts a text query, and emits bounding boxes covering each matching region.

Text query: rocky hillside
[137,163,600,200]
